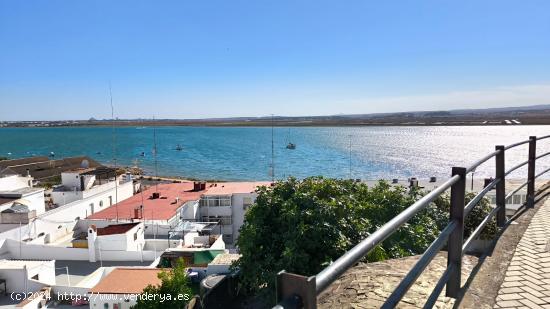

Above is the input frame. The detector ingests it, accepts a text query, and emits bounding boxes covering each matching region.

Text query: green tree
[235,177,496,299]
[236,177,433,298]
[133,258,193,309]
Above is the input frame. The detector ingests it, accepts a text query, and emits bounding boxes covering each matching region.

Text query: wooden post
[446,167,466,298]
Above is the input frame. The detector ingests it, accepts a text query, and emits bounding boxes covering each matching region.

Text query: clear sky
[1,0,550,121]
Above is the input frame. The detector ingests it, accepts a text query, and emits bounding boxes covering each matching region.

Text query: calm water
[1,126,550,181]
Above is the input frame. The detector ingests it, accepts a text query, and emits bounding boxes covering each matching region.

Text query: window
[104,304,109,309]
[243,197,253,209]
[134,233,138,241]
[222,234,234,243]
[202,215,232,225]
[109,196,113,206]
[513,194,521,205]
[200,196,231,207]
[99,201,103,207]
[490,196,497,205]
[32,274,39,280]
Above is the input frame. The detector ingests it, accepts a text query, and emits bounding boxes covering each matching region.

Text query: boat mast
[271,114,275,182]
[110,82,119,223]
[349,134,352,179]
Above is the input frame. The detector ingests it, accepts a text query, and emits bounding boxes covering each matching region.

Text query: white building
[50,168,133,210]
[88,268,164,309]
[0,170,34,190]
[0,167,136,260]
[0,259,55,294]
[199,182,270,245]
[0,172,45,228]
[364,177,529,215]
[84,222,146,262]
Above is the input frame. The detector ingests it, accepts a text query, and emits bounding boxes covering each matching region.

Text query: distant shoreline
[2,122,550,128]
[4,103,550,127]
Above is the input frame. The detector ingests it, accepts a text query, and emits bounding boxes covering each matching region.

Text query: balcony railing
[274,135,550,309]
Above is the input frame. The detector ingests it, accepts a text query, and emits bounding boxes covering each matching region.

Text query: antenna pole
[271,114,275,183]
[349,134,352,179]
[153,116,159,193]
[110,82,119,223]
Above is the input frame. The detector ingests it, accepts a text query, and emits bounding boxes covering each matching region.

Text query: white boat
[286,129,296,150]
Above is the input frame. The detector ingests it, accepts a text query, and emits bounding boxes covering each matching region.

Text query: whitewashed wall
[0,181,134,244]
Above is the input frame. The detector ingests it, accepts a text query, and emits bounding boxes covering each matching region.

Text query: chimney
[87,225,98,262]
[484,178,494,190]
[134,207,142,219]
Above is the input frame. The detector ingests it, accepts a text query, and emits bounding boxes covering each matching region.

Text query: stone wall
[318,252,479,308]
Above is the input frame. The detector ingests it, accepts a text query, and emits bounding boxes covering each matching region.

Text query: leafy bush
[235,177,496,298]
[430,192,497,240]
[133,258,192,309]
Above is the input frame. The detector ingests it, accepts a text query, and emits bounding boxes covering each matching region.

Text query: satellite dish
[81,159,90,169]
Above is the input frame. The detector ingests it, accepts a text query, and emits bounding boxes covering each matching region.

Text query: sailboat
[286,129,296,149]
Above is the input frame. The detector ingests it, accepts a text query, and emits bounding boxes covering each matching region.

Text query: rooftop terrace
[87,182,204,221]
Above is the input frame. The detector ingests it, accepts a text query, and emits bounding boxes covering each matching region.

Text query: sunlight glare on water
[0,126,549,181]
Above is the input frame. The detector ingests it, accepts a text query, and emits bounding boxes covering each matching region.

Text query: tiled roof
[0,196,17,206]
[89,268,163,294]
[0,156,102,180]
[87,182,204,221]
[96,223,141,236]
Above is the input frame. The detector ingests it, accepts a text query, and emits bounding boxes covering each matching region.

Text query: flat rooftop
[54,260,153,286]
[87,182,204,221]
[209,253,241,265]
[0,186,44,195]
[203,181,271,195]
[0,259,52,269]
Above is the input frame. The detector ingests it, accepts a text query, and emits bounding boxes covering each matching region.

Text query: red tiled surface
[89,268,162,294]
[87,182,203,221]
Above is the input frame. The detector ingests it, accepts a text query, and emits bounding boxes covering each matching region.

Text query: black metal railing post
[446,167,466,298]
[276,271,316,309]
[495,145,506,227]
[527,136,536,208]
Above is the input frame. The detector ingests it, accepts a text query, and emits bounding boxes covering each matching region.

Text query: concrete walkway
[494,198,550,308]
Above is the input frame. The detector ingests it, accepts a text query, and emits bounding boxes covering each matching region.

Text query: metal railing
[275,135,550,308]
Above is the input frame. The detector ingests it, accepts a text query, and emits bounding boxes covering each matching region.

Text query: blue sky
[1,0,550,120]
